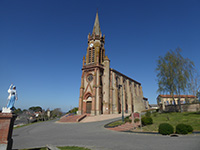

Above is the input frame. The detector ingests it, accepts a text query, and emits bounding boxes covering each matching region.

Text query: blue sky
[0,0,200,112]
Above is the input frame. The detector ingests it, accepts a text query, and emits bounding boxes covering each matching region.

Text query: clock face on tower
[87,74,93,82]
[90,43,94,47]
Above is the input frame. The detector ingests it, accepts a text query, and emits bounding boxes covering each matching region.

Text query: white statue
[2,84,18,113]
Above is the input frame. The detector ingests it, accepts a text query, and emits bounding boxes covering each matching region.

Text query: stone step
[59,114,86,122]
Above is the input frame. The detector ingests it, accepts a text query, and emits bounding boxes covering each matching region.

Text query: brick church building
[78,12,148,116]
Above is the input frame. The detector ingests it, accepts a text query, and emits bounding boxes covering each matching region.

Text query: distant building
[149,104,159,110]
[78,12,148,116]
[157,95,197,110]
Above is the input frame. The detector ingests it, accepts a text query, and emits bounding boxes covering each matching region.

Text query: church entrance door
[86,101,92,114]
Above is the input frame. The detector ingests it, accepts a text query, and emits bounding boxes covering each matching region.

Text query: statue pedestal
[2,107,11,113]
[0,113,17,150]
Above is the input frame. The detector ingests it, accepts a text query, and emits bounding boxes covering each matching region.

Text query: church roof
[110,68,141,85]
[92,11,101,36]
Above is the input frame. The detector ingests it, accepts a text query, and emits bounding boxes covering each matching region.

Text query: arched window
[89,49,91,63]
[92,48,95,62]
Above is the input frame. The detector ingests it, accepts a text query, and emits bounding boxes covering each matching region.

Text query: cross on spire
[92,11,101,36]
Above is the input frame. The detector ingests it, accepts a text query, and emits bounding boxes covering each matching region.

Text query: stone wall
[163,103,200,112]
[0,113,16,150]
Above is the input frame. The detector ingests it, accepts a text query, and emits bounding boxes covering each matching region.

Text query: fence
[163,103,200,112]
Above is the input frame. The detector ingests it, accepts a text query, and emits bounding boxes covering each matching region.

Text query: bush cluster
[141,117,153,126]
[124,116,132,123]
[158,123,193,135]
[158,123,174,135]
[176,124,193,134]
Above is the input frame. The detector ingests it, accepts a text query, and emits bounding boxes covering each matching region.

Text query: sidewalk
[80,114,129,123]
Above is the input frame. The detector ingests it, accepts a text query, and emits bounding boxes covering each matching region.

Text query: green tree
[156,48,194,112]
[187,72,200,100]
[156,50,178,110]
[51,108,62,118]
[13,107,22,115]
[198,92,200,102]
[29,106,42,112]
[67,107,78,114]
[175,48,194,111]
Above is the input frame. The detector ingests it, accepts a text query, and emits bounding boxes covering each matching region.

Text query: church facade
[78,12,148,116]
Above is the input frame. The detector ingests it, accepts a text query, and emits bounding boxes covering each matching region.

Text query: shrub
[186,125,193,133]
[141,117,153,126]
[134,118,140,123]
[159,123,174,135]
[176,124,193,134]
[124,116,132,123]
[145,111,151,117]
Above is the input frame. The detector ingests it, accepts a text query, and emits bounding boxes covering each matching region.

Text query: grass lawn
[106,120,124,127]
[142,111,200,132]
[105,116,131,127]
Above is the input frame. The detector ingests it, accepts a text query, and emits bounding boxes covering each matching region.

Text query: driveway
[13,118,200,150]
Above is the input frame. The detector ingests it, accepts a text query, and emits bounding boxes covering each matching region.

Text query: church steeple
[85,12,105,66]
[92,11,101,36]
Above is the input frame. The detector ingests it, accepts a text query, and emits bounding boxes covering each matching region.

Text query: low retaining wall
[164,103,200,112]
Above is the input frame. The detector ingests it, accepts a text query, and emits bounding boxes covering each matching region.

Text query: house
[157,95,197,111]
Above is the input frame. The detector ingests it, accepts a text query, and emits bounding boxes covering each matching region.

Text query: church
[78,12,148,116]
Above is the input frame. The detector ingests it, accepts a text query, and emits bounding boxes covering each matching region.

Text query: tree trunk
[172,94,177,112]
[178,88,182,112]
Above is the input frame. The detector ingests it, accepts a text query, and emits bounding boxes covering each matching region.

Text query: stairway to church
[59,114,86,122]
[58,114,129,123]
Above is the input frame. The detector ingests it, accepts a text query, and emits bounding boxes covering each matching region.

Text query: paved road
[13,118,200,150]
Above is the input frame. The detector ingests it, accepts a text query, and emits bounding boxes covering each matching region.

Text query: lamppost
[118,84,124,122]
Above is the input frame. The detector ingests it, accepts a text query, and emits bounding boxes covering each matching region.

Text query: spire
[92,11,101,36]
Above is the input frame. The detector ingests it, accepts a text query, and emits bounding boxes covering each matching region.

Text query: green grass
[106,120,124,127]
[142,112,200,132]
[106,116,131,127]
